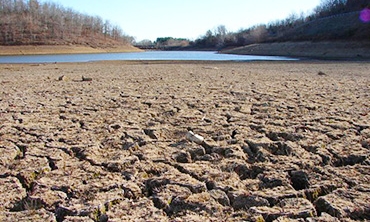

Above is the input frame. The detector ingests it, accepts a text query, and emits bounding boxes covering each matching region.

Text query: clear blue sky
[39,0,322,42]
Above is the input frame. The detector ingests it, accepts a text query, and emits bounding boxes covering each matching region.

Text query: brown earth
[222,41,370,60]
[0,61,369,221]
[0,45,142,56]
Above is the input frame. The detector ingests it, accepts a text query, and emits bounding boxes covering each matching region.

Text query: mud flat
[0,60,369,221]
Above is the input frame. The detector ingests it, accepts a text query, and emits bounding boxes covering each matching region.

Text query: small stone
[143,129,158,140]
[110,124,121,130]
[186,131,204,144]
[58,75,69,81]
[82,76,93,81]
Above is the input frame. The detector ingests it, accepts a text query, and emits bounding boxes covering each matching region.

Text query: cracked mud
[0,61,369,221]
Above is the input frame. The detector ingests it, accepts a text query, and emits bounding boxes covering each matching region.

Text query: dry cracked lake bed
[0,60,369,221]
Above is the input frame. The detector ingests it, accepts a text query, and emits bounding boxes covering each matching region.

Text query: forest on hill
[194,0,370,49]
[0,0,134,47]
[1,0,369,50]
[141,0,370,50]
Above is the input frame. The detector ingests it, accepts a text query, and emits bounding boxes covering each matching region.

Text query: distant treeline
[0,0,134,46]
[137,0,370,50]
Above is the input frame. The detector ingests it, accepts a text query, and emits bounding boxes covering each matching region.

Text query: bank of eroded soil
[0,45,141,56]
[0,61,369,221]
[222,41,370,60]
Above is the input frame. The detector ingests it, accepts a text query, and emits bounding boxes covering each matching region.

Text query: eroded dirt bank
[0,45,141,56]
[222,41,370,60]
[0,61,369,221]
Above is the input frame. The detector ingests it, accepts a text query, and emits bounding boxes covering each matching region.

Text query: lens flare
[360,8,370,23]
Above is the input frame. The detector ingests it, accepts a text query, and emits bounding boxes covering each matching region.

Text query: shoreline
[2,41,370,62]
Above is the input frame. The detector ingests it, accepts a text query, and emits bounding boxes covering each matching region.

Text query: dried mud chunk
[121,182,142,199]
[306,212,340,222]
[174,151,192,163]
[267,141,294,156]
[314,189,370,220]
[10,196,44,212]
[103,155,139,172]
[245,137,273,150]
[277,198,317,218]
[168,192,226,218]
[145,178,171,196]
[2,209,56,221]
[304,184,338,202]
[54,187,123,221]
[16,170,45,191]
[198,153,221,162]
[258,171,290,189]
[106,198,168,221]
[174,162,222,182]
[223,146,247,159]
[289,170,310,190]
[332,153,367,167]
[360,139,369,149]
[0,177,27,210]
[31,185,68,210]
[266,131,303,142]
[209,189,230,206]
[0,141,20,166]
[63,216,94,222]
[145,170,206,195]
[228,190,269,210]
[188,146,206,160]
[234,164,264,180]
[244,138,272,162]
[252,186,301,206]
[12,154,50,171]
[249,198,316,221]
[151,184,192,212]
[55,204,107,222]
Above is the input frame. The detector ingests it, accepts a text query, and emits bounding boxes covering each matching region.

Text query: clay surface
[0,61,369,221]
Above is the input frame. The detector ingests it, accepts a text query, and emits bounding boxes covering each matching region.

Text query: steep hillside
[0,0,134,49]
[221,9,370,59]
[276,11,370,42]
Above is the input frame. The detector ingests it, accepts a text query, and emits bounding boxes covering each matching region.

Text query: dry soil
[0,61,369,221]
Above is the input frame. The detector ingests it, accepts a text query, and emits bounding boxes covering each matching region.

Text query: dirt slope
[0,45,141,56]
[222,41,370,60]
